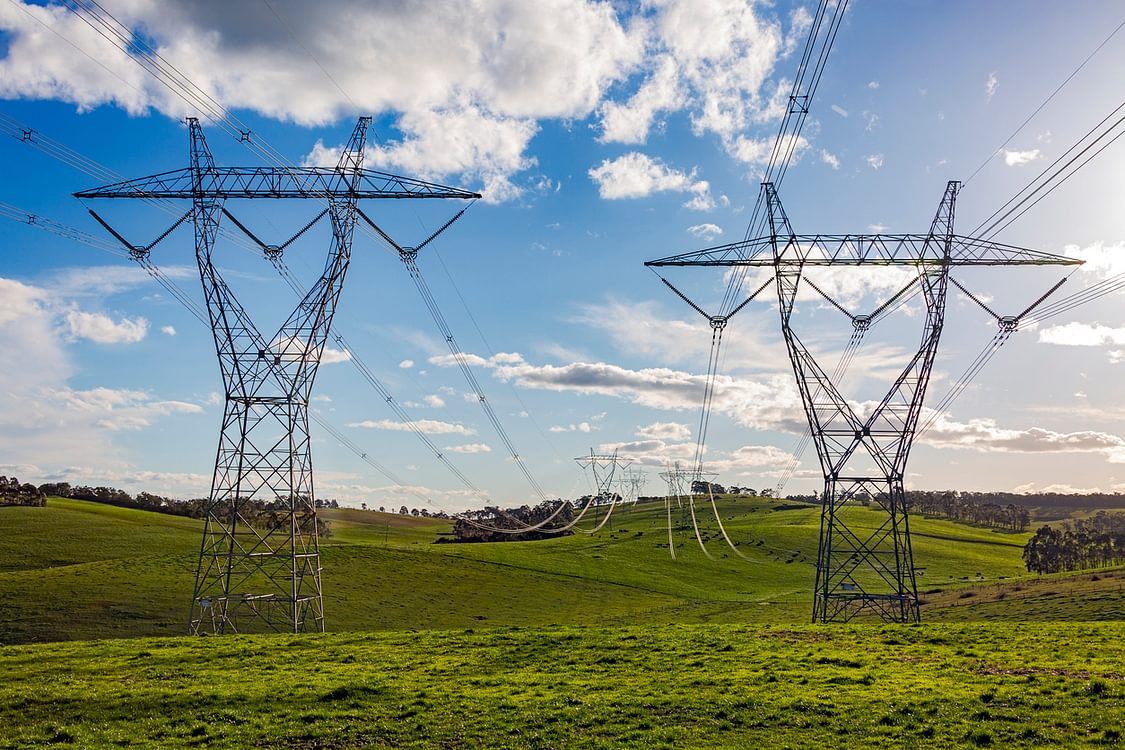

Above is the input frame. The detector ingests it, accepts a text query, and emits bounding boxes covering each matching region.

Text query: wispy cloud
[549,422,594,433]
[347,419,476,435]
[985,71,999,101]
[444,443,492,454]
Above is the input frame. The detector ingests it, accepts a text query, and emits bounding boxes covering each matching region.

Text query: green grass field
[1,622,1122,748]
[1,496,1119,646]
[1,497,1123,748]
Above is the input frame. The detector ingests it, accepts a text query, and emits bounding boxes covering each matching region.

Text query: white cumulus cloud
[728,133,808,168]
[1038,322,1125,347]
[687,223,723,241]
[636,422,692,441]
[271,335,351,365]
[598,56,683,144]
[0,0,815,202]
[63,310,148,344]
[1003,148,1041,166]
[588,152,714,211]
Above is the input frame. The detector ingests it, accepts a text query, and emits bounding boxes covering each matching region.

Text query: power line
[655,0,849,497]
[972,98,1125,241]
[963,17,1125,186]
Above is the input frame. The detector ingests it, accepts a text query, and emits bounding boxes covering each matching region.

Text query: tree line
[0,475,46,507]
[691,481,776,498]
[1023,512,1125,574]
[33,482,334,537]
[358,503,451,519]
[905,490,1031,531]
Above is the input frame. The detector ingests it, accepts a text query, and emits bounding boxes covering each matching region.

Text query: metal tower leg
[768,181,959,623]
[188,118,370,634]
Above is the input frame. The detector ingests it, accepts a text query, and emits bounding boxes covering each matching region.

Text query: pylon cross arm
[645,233,1082,268]
[74,167,481,200]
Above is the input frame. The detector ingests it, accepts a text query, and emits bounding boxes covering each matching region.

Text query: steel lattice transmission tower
[77,118,478,634]
[647,181,1081,623]
[575,450,631,523]
[576,450,630,494]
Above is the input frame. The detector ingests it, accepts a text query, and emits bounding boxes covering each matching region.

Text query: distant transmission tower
[659,462,689,500]
[647,181,1080,622]
[575,450,631,526]
[659,462,691,530]
[77,117,477,634]
[624,468,647,503]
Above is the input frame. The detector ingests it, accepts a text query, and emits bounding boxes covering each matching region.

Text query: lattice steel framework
[77,118,478,634]
[647,181,1081,623]
[659,462,692,533]
[576,450,630,493]
[575,450,631,524]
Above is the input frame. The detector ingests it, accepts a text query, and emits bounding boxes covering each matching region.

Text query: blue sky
[2,0,1125,509]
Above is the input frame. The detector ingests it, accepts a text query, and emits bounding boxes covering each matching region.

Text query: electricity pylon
[658,461,691,529]
[659,462,690,499]
[77,117,478,634]
[647,181,1081,622]
[575,450,631,525]
[624,468,647,503]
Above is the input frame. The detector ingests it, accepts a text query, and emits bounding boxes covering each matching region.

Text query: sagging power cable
[917,274,1072,439]
[356,206,552,505]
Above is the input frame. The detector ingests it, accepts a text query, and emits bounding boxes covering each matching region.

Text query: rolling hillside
[2,495,1120,646]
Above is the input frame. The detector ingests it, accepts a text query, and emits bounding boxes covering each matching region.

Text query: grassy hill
[2,497,1123,748]
[2,495,1120,646]
[1,622,1122,748]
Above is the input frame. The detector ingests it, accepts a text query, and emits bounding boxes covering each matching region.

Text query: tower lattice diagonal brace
[188,118,370,634]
